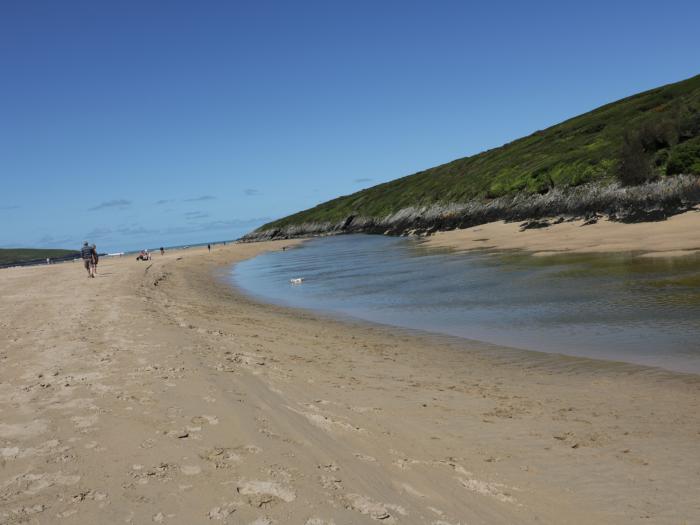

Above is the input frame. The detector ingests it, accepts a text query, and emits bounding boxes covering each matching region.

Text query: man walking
[81,241,95,278]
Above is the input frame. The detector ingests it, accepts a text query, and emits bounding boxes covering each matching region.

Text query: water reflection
[231,235,700,373]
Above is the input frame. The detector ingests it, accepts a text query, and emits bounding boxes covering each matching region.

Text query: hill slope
[248,74,700,239]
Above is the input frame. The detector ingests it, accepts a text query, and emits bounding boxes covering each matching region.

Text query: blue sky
[1,0,699,252]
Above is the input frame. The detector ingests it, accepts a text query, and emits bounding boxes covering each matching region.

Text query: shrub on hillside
[678,109,700,140]
[617,131,655,185]
[637,118,678,151]
[666,138,700,175]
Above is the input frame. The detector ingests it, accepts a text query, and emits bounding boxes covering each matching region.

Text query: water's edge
[229,236,700,375]
[222,264,700,383]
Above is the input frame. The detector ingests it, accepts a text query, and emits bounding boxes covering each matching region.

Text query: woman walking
[91,244,99,274]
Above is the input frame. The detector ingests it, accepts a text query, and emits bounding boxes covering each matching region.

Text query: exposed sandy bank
[424,208,700,257]
[1,242,699,523]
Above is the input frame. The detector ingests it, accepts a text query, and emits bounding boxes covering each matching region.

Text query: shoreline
[230,235,700,375]
[230,266,700,377]
[1,242,699,523]
[422,207,700,257]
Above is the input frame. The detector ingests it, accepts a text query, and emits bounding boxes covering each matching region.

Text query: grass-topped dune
[244,74,700,241]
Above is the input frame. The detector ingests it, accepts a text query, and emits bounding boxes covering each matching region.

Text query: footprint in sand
[248,518,273,525]
[286,406,366,434]
[180,465,202,476]
[0,420,48,439]
[202,447,242,465]
[84,440,106,451]
[0,447,20,459]
[166,429,191,439]
[1,471,81,497]
[343,493,407,523]
[237,480,296,508]
[130,463,177,485]
[430,459,519,504]
[199,444,260,468]
[191,415,219,426]
[317,462,339,472]
[72,489,108,503]
[207,503,236,520]
[1,439,65,461]
[71,414,99,429]
[2,504,46,521]
[319,475,342,491]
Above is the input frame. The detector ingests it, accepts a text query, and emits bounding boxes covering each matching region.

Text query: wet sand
[1,242,699,524]
[424,208,700,257]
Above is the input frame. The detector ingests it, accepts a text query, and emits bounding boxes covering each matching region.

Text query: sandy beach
[1,242,700,524]
[424,208,700,257]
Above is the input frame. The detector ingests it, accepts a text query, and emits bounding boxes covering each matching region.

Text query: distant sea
[231,235,700,374]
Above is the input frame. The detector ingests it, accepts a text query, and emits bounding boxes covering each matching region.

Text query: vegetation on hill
[257,74,700,233]
[0,248,79,266]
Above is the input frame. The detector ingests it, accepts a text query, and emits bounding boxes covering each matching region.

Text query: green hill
[254,74,700,235]
[0,248,79,266]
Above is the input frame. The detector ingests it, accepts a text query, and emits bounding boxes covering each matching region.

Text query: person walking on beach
[208,243,211,252]
[81,241,95,278]
[91,244,99,274]
[160,246,164,255]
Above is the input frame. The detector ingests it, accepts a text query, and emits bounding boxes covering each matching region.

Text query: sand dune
[1,242,699,524]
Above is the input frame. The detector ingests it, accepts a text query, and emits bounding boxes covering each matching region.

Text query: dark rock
[519,219,551,231]
[341,215,356,230]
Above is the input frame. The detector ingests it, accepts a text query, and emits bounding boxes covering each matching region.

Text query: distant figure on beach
[208,243,211,252]
[46,257,50,265]
[160,247,164,255]
[136,249,151,261]
[92,244,99,274]
[81,241,95,278]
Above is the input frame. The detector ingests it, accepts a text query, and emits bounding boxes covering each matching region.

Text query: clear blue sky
[1,0,698,252]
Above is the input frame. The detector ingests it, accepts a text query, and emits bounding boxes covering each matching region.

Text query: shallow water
[231,235,700,373]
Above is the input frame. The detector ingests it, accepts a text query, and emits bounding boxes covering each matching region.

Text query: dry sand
[424,208,700,257]
[1,242,699,524]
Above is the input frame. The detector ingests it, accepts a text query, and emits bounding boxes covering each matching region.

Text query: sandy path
[1,242,699,524]
[424,208,700,257]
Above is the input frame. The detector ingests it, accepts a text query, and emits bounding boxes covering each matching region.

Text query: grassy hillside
[261,74,700,230]
[0,248,78,265]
